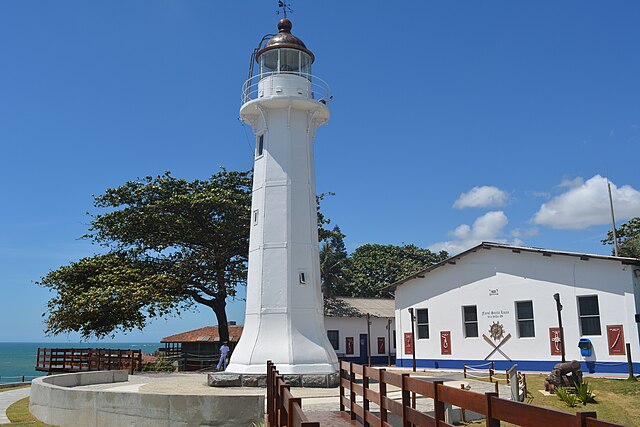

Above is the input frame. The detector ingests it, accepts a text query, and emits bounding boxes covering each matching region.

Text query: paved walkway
[0,387,30,424]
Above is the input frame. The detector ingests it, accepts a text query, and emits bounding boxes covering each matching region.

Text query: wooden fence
[36,348,143,375]
[339,361,628,427]
[266,360,319,427]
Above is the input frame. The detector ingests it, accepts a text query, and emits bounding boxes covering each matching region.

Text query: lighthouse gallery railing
[242,71,331,105]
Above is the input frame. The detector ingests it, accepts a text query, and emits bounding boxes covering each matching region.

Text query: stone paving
[0,386,31,424]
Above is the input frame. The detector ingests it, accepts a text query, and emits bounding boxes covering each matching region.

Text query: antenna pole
[607,178,620,257]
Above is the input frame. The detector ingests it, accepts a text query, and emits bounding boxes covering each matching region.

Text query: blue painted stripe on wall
[395,358,640,374]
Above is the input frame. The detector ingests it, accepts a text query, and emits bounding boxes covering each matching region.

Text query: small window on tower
[256,134,264,157]
[299,271,307,284]
[253,210,259,226]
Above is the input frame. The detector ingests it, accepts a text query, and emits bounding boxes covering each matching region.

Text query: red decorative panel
[440,331,451,355]
[377,337,385,354]
[404,332,413,355]
[345,337,354,355]
[549,327,563,356]
[607,325,625,355]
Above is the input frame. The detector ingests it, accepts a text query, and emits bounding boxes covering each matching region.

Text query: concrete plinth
[208,371,340,388]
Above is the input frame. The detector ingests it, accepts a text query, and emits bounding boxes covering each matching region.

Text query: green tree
[346,244,448,298]
[39,170,252,342]
[320,225,349,298]
[602,217,640,258]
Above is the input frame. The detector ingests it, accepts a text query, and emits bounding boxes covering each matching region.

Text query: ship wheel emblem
[489,321,505,341]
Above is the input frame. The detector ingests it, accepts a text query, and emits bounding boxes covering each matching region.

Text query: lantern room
[256,18,314,78]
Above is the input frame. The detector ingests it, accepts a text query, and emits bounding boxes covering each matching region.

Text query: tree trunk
[210,298,229,343]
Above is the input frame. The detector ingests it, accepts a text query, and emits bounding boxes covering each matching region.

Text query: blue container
[578,338,592,357]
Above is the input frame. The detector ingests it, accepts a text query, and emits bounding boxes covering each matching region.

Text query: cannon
[544,360,583,393]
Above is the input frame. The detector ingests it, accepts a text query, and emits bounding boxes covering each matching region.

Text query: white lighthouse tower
[225,18,338,376]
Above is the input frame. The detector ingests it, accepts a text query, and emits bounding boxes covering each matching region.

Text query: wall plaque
[606,325,625,355]
[440,331,451,355]
[549,327,563,356]
[404,332,413,355]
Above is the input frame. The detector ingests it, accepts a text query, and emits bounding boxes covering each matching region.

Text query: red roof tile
[161,325,244,343]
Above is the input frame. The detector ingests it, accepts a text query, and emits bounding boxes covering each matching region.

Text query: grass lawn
[5,397,57,427]
[459,374,640,426]
[0,385,30,393]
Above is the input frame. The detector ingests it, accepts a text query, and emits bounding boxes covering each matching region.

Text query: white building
[388,242,640,374]
[324,297,396,365]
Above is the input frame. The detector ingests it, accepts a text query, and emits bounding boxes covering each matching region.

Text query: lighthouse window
[280,49,300,72]
[256,134,264,157]
[298,271,307,284]
[260,50,279,74]
[253,210,259,226]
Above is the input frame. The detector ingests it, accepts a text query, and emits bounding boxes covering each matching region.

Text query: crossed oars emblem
[483,321,512,361]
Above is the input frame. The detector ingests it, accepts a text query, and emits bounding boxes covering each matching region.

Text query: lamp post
[553,293,566,363]
[408,308,416,372]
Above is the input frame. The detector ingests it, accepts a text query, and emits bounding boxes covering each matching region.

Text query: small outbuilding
[387,242,640,374]
[161,325,243,371]
[324,297,396,365]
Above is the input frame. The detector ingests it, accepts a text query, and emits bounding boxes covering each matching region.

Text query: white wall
[394,247,640,372]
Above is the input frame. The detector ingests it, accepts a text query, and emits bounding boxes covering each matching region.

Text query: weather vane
[277,0,293,19]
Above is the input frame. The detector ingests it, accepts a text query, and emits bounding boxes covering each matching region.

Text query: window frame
[462,305,479,338]
[256,134,265,158]
[515,300,535,338]
[416,308,429,339]
[577,295,602,336]
[327,330,339,350]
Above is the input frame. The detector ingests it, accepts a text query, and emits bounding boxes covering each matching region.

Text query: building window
[327,330,339,350]
[298,271,306,284]
[516,301,535,338]
[463,305,478,338]
[416,308,429,339]
[578,296,601,336]
[256,134,264,157]
[253,209,259,226]
[393,330,396,349]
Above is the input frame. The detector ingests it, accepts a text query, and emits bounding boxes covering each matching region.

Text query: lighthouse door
[359,334,368,364]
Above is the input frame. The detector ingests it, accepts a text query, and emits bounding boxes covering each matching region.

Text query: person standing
[216,342,230,371]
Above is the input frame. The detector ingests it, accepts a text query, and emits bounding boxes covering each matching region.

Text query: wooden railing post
[576,411,597,427]
[363,368,370,427]
[489,361,494,383]
[267,361,274,427]
[349,362,356,421]
[400,373,410,427]
[339,362,346,412]
[464,364,467,378]
[432,381,445,424]
[379,369,388,424]
[484,392,499,427]
[279,383,290,427]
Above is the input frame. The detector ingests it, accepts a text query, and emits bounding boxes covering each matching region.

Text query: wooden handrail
[266,360,319,427]
[339,361,631,427]
[35,348,143,374]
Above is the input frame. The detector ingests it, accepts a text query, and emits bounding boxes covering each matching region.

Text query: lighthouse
[225,18,338,376]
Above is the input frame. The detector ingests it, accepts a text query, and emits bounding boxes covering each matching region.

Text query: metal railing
[0,374,45,384]
[241,71,331,105]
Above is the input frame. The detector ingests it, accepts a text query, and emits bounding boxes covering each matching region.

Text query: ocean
[0,342,161,383]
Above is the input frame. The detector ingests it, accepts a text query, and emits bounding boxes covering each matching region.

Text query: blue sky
[1,1,639,343]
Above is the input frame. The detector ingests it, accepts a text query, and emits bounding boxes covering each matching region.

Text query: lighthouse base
[208,371,340,388]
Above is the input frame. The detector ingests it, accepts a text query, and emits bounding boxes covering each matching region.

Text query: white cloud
[531,175,640,229]
[453,186,508,209]
[429,211,521,255]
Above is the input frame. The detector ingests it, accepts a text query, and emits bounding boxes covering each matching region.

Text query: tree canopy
[602,216,640,258]
[319,226,349,299]
[340,243,449,298]
[39,170,252,341]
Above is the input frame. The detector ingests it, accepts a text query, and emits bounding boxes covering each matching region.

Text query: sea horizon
[0,342,162,383]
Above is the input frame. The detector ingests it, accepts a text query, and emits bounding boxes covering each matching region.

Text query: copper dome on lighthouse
[256,18,315,63]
